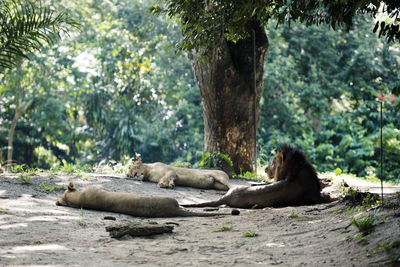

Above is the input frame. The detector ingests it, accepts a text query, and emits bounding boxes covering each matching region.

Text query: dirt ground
[1,172,399,267]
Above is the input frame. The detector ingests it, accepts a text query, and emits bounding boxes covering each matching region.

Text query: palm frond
[0,0,79,71]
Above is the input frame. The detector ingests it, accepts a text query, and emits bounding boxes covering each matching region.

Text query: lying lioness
[126,158,231,190]
[56,182,227,217]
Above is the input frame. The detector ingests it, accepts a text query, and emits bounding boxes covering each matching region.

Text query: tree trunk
[7,115,18,169]
[6,89,32,170]
[188,21,268,173]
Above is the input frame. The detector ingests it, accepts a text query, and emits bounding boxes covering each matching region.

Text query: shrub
[198,151,233,177]
[352,213,376,235]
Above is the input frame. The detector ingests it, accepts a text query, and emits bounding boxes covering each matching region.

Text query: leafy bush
[172,162,192,168]
[334,168,342,176]
[199,152,233,169]
[233,170,267,181]
[362,193,379,206]
[198,151,234,176]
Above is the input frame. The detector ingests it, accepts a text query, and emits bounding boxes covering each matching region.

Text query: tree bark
[188,21,268,173]
[7,89,32,170]
[7,115,18,169]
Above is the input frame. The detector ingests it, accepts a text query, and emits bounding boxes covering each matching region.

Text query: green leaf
[0,0,78,72]
[393,86,400,95]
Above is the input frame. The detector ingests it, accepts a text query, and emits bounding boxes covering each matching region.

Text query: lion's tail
[181,210,231,217]
[177,208,230,217]
[179,199,225,208]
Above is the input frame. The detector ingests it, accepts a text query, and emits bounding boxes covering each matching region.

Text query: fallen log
[105,222,174,238]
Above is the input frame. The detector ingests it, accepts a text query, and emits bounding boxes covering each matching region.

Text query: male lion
[126,158,231,190]
[56,182,229,217]
[182,145,332,208]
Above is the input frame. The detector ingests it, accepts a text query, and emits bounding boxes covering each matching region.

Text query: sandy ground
[1,172,400,267]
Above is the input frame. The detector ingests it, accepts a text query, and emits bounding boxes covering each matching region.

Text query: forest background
[0,0,399,183]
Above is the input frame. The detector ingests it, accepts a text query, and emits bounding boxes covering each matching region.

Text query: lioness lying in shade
[126,158,231,190]
[182,145,334,208]
[56,182,228,217]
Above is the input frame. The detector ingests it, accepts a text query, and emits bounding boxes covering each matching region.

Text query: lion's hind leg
[158,170,176,189]
[210,175,230,190]
[213,180,230,190]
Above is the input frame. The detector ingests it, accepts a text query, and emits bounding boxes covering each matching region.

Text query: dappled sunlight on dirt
[0,222,28,230]
[0,172,399,266]
[5,243,69,253]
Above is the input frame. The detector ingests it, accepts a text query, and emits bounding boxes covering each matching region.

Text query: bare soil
[0,172,399,267]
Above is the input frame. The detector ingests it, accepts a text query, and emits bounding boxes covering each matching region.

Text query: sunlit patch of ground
[0,172,399,266]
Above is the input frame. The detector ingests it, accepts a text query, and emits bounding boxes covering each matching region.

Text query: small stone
[231,209,240,215]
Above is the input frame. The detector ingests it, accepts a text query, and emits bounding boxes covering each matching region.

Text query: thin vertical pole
[252,30,257,173]
[380,100,384,202]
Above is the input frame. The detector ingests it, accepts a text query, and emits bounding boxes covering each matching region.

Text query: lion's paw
[158,182,175,189]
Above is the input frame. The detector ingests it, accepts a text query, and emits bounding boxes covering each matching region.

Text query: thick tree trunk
[189,21,268,173]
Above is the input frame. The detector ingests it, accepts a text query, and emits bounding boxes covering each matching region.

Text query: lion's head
[126,157,146,180]
[56,182,78,206]
[264,145,293,182]
[265,145,322,198]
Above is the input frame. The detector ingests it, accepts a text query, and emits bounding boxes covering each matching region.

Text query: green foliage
[345,206,363,215]
[0,0,203,169]
[199,152,233,169]
[151,0,400,52]
[242,231,257,238]
[172,162,192,168]
[76,0,203,164]
[198,152,212,169]
[259,15,400,182]
[368,241,400,254]
[197,151,234,177]
[347,188,358,198]
[46,162,93,175]
[351,213,376,235]
[233,171,266,181]
[356,235,366,244]
[40,182,66,193]
[59,163,75,174]
[9,164,38,175]
[9,164,27,173]
[19,173,31,183]
[150,1,271,51]
[75,171,89,180]
[0,0,78,70]
[289,212,299,218]
[374,243,389,252]
[334,168,343,176]
[0,0,399,184]
[342,187,380,207]
[362,193,379,207]
[213,224,233,232]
